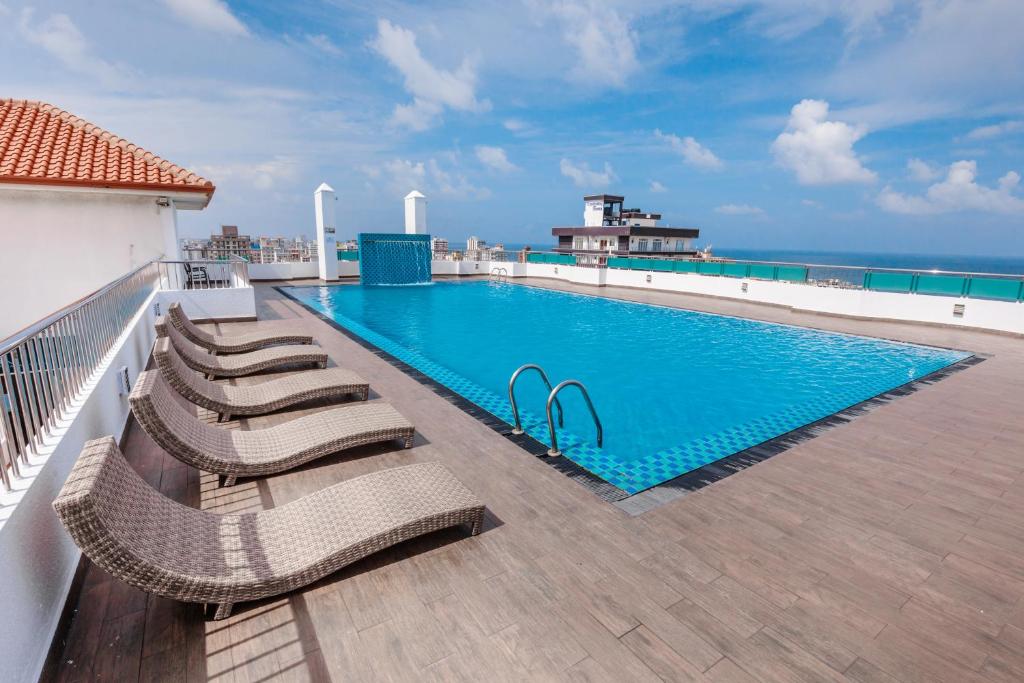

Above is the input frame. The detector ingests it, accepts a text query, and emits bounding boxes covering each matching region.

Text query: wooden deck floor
[48,279,1024,682]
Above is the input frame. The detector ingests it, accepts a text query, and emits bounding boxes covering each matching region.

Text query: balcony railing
[0,258,250,492]
[156,257,251,290]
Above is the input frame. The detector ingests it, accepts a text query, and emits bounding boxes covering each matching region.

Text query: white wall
[249,261,319,280]
[251,258,1021,335]
[249,259,508,281]
[0,188,176,340]
[156,287,256,321]
[580,265,1024,335]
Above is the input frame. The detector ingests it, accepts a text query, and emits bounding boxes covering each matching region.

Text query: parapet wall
[247,258,1023,335]
[524,262,1024,336]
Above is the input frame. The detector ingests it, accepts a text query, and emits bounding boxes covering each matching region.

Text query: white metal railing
[0,258,250,492]
[432,249,526,263]
[156,256,250,291]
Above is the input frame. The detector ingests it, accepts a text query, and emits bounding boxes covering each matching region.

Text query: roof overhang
[0,179,214,210]
[552,226,700,238]
[626,226,699,238]
[553,226,629,237]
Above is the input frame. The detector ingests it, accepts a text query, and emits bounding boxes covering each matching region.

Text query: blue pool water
[283,282,970,494]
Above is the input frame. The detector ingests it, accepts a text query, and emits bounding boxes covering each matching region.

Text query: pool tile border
[614,353,984,515]
[275,284,985,513]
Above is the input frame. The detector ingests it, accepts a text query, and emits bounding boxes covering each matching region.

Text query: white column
[404,191,426,234]
[158,198,181,260]
[315,183,338,281]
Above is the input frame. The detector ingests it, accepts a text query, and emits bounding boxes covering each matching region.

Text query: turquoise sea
[502,243,1024,284]
[715,249,1024,276]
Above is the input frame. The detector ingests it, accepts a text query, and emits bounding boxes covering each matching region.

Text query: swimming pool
[282,282,970,495]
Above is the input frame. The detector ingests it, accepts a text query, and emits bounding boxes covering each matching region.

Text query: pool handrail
[508,364,563,435]
[546,379,603,457]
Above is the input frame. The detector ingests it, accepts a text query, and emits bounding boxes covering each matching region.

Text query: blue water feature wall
[357,233,432,285]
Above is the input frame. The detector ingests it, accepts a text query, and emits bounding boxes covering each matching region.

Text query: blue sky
[2,0,1023,255]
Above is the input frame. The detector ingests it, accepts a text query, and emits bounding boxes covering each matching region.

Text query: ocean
[714,249,1024,285]
[714,249,1024,276]
[500,243,1024,284]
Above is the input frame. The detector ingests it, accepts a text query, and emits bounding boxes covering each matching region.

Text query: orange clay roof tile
[0,99,214,195]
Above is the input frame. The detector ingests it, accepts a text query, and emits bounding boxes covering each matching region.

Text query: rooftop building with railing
[553,194,700,258]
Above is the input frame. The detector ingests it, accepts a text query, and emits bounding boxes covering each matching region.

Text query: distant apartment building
[431,237,449,254]
[553,194,699,257]
[255,236,306,263]
[466,235,503,260]
[207,225,253,260]
[176,233,320,263]
[180,239,207,260]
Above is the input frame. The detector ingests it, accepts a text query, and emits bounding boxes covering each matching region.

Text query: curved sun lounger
[156,317,327,378]
[54,437,485,620]
[153,337,369,422]
[168,301,313,353]
[129,370,415,486]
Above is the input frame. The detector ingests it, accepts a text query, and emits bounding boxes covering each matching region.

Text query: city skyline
[2,1,1022,255]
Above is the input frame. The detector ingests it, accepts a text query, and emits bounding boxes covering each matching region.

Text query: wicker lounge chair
[168,301,313,353]
[130,370,415,485]
[153,337,369,422]
[156,317,327,378]
[54,437,484,620]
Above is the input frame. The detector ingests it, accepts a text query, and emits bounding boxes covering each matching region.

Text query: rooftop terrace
[44,279,1024,682]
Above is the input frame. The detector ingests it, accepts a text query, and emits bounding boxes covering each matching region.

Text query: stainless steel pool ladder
[507,364,603,457]
[489,267,508,283]
[508,364,563,435]
[545,380,603,457]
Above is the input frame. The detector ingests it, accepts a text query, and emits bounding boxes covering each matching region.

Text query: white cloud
[305,33,342,56]
[475,145,518,173]
[830,0,1024,123]
[428,159,491,199]
[391,99,444,132]
[878,160,1024,215]
[966,120,1024,141]
[370,19,490,131]
[771,99,876,185]
[162,0,248,36]
[366,158,426,195]
[542,1,639,87]
[559,158,616,188]
[732,0,895,44]
[715,203,764,215]
[801,198,822,208]
[18,9,130,87]
[906,158,940,182]
[365,157,489,199]
[195,156,300,190]
[654,130,723,170]
[503,118,540,137]
[649,180,667,193]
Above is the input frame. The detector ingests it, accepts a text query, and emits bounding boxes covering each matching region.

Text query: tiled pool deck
[48,278,1024,682]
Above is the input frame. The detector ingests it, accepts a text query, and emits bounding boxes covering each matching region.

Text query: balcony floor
[48,279,1024,682]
